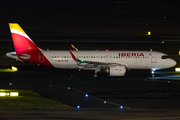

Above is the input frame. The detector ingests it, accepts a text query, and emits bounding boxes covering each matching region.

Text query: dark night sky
[0,0,180,37]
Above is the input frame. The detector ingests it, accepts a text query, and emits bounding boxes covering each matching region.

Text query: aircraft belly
[52,62,77,69]
[134,61,146,69]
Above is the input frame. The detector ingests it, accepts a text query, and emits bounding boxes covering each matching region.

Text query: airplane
[6,23,176,77]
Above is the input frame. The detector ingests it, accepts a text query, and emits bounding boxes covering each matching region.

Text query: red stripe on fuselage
[17,51,53,67]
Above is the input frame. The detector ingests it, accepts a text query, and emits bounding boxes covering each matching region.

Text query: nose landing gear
[151,69,156,77]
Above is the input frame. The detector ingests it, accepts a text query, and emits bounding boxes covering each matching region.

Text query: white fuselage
[41,50,176,70]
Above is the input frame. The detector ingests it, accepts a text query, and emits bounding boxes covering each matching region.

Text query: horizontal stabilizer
[6,52,30,60]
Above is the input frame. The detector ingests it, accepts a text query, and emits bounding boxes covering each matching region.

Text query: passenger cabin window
[162,55,169,59]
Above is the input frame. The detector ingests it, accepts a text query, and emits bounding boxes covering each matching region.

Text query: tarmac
[1,65,180,119]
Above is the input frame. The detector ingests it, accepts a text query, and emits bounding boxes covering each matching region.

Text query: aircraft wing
[69,49,120,70]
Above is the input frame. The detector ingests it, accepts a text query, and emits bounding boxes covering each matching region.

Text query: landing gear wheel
[94,74,98,78]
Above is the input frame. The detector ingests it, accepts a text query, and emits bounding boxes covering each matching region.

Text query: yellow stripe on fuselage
[9,23,27,35]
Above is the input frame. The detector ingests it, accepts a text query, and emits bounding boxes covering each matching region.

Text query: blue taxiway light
[120,106,123,109]
[85,94,88,97]
[68,87,70,90]
[104,101,107,103]
[9,83,12,85]
[77,105,80,109]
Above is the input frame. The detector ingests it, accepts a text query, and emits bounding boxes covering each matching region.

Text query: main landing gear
[94,73,98,78]
[94,67,100,78]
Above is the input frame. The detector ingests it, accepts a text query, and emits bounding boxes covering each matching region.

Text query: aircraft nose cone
[170,59,177,67]
[172,59,177,67]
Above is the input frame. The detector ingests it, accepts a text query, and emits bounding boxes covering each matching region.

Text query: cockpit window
[162,55,169,59]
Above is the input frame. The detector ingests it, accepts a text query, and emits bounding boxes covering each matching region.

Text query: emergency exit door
[151,53,156,63]
[39,52,44,62]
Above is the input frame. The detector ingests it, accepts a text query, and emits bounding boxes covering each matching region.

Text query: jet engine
[107,65,126,76]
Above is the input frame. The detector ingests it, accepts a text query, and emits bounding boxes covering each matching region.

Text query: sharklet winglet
[71,44,78,51]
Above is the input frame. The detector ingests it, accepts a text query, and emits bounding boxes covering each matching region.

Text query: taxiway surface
[1,67,180,119]
[1,67,180,109]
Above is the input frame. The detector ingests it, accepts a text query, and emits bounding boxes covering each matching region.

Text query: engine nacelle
[108,65,126,76]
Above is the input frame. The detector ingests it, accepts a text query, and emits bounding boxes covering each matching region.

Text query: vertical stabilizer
[9,23,39,52]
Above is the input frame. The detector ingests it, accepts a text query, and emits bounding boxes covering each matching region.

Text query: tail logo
[9,23,39,52]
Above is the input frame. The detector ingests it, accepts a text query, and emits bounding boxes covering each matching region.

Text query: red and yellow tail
[9,23,40,52]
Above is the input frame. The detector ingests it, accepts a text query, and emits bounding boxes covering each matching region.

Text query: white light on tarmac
[175,68,180,72]
[12,66,17,71]
[10,92,19,96]
[0,92,6,96]
[0,92,19,97]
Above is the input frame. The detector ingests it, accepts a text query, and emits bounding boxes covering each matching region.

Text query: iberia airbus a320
[6,23,176,77]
